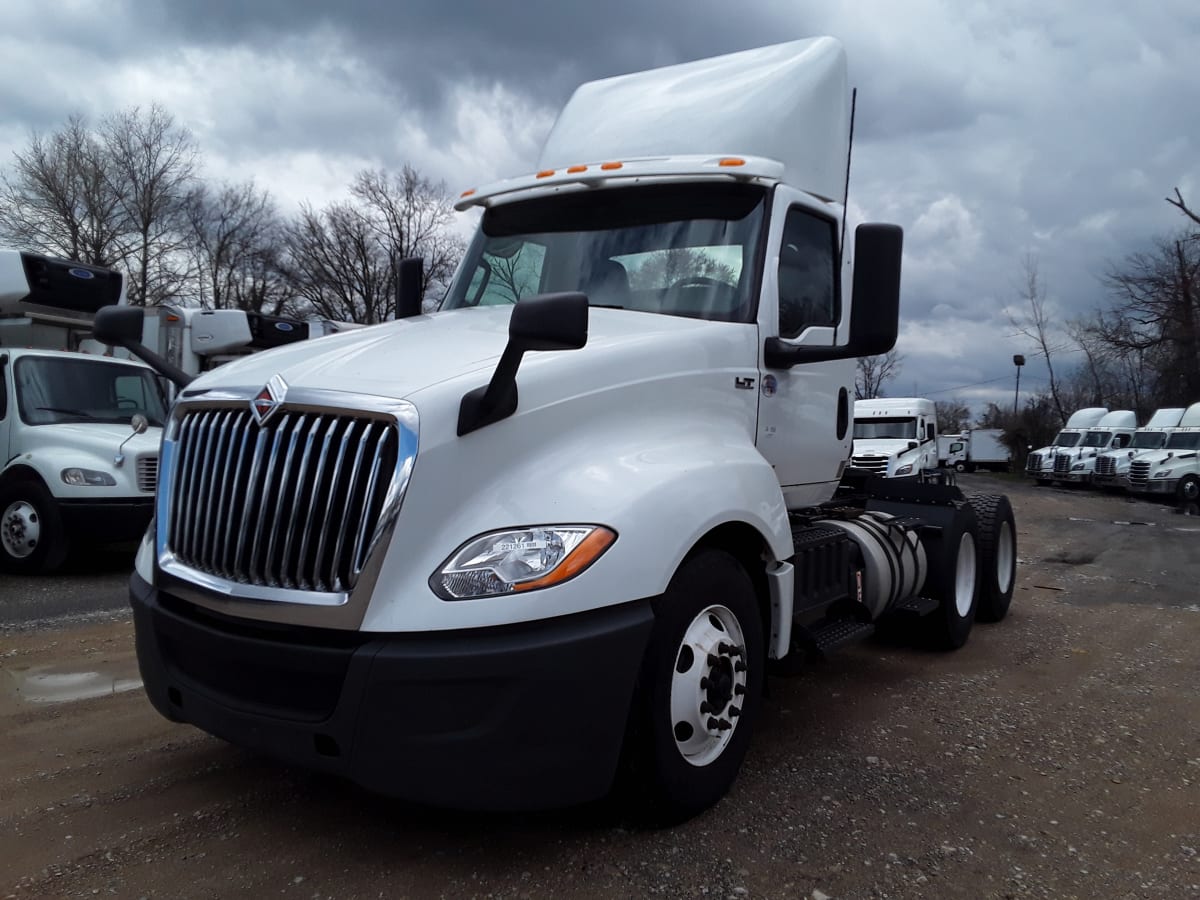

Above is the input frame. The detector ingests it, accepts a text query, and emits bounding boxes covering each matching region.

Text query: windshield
[854,417,917,440]
[442,183,767,322]
[15,356,168,426]
[1051,431,1081,447]
[1130,431,1167,450]
[1082,430,1112,448]
[1165,432,1200,450]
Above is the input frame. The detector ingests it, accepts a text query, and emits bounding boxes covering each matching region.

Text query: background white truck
[849,397,939,479]
[97,38,1018,821]
[938,428,1010,473]
[1091,407,1186,491]
[0,250,165,572]
[1126,401,1200,502]
[1025,407,1108,484]
[1052,410,1138,485]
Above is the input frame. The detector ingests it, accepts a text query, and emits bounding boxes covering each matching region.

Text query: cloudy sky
[4,0,1199,415]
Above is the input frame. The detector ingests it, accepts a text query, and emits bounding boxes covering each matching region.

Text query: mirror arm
[763,337,851,369]
[114,337,193,389]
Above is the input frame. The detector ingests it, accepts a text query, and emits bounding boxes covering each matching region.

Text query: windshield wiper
[36,406,97,419]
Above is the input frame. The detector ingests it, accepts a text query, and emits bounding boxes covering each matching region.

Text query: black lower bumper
[60,499,153,544]
[130,573,655,810]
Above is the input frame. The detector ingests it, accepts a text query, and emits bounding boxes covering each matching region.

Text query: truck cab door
[756,185,853,507]
[0,355,10,465]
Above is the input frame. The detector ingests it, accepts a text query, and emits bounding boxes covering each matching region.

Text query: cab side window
[778,207,838,338]
[0,358,7,419]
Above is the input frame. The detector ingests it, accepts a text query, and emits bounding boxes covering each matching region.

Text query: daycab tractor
[1126,401,1200,502]
[1025,407,1107,484]
[1092,408,1186,491]
[96,38,1019,821]
[0,251,166,573]
[848,397,940,479]
[1054,410,1137,485]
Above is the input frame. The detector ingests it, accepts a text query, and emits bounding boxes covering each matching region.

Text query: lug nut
[729,706,741,718]
[734,661,747,673]
[707,653,719,666]
[734,684,745,696]
[699,677,709,689]
[707,717,720,730]
[700,701,712,714]
[717,718,733,731]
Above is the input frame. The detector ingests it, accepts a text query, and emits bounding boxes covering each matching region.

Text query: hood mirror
[114,413,150,467]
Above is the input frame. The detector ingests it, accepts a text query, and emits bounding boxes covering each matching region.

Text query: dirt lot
[2,475,1198,899]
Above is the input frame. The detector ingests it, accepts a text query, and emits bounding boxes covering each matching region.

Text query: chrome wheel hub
[1,500,40,560]
[670,604,748,767]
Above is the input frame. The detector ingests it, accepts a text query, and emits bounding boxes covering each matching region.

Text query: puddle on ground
[2,662,142,705]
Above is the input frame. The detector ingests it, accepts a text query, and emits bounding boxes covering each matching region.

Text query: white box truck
[940,429,1011,473]
[938,433,967,470]
[97,38,1018,820]
[1025,407,1108,484]
[1053,410,1138,485]
[849,397,940,479]
[0,251,166,572]
[1126,401,1200,501]
[1092,408,1186,491]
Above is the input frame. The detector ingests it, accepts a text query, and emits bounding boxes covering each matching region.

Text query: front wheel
[629,549,764,823]
[1178,475,1200,503]
[0,480,69,574]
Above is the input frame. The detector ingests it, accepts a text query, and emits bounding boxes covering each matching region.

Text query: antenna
[839,87,857,259]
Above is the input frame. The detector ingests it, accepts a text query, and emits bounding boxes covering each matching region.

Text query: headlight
[1156,470,1172,478]
[61,467,117,486]
[432,525,616,600]
[894,464,913,476]
[1072,463,1085,471]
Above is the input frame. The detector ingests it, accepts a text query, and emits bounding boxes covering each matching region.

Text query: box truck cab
[1025,407,1108,484]
[1092,408,1186,490]
[938,433,967,470]
[100,38,1019,821]
[1126,402,1200,501]
[1054,410,1138,484]
[850,398,939,478]
[0,251,165,572]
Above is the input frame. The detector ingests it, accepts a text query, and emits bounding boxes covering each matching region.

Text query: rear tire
[0,479,69,574]
[966,494,1017,623]
[628,549,764,824]
[919,504,980,650]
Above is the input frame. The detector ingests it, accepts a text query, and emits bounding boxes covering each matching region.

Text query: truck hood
[184,306,747,402]
[14,422,162,461]
[852,438,918,458]
[1133,449,1198,467]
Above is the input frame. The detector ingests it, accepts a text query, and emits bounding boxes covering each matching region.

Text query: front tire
[630,549,764,823]
[966,494,1017,623]
[0,480,69,574]
[1178,474,1200,503]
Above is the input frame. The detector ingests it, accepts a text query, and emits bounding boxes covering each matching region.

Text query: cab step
[892,594,939,616]
[810,618,875,655]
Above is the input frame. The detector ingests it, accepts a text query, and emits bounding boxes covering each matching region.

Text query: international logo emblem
[251,375,287,425]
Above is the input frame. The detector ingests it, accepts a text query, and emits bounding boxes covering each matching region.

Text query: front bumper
[1091,474,1126,488]
[1061,472,1091,483]
[130,572,654,810]
[1128,478,1177,494]
[59,498,153,544]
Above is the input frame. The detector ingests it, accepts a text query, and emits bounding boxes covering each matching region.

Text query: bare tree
[934,398,971,433]
[187,180,290,314]
[1166,187,1200,229]
[1009,253,1069,424]
[350,167,466,307]
[854,349,902,400]
[102,106,199,305]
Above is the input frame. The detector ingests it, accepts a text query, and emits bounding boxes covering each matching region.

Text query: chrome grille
[165,407,399,592]
[1128,460,1152,488]
[1053,453,1071,474]
[136,456,159,493]
[1095,456,1117,477]
[1026,452,1043,473]
[851,455,889,473]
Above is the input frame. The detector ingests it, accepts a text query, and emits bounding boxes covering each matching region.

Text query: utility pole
[1013,354,1025,416]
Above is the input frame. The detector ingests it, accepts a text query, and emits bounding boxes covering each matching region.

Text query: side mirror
[457,292,589,436]
[92,304,193,389]
[115,413,151,467]
[765,223,902,367]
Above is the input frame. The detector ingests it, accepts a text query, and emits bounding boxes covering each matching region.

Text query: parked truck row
[1025,404,1200,502]
[88,38,1020,820]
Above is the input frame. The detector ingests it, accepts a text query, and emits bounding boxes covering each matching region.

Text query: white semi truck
[96,38,1018,820]
[1126,401,1200,502]
[1025,407,1108,484]
[1052,410,1138,485]
[1092,408,1186,491]
[849,397,940,479]
[0,251,166,572]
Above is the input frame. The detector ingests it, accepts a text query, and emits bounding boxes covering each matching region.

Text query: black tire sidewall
[967,494,1017,623]
[921,503,980,650]
[0,479,67,573]
[1178,475,1200,503]
[637,549,764,822]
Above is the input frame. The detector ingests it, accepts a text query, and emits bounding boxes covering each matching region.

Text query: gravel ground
[2,475,1198,899]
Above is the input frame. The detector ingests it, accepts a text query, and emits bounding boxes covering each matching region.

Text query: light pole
[1013,354,1025,416]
